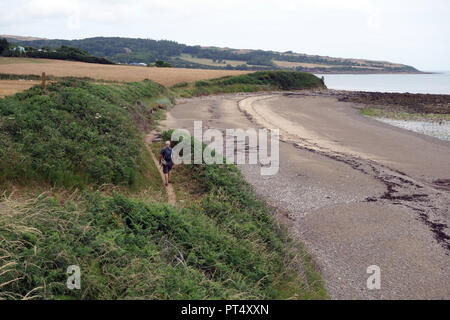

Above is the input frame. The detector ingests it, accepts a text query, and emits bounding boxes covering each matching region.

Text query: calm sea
[316,72,450,95]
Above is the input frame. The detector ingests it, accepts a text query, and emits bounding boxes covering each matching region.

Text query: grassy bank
[0,166,325,299]
[172,70,326,97]
[0,71,327,299]
[0,79,173,189]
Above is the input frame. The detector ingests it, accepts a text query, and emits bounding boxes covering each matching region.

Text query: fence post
[41,72,46,91]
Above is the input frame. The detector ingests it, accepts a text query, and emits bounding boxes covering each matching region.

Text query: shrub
[155,60,172,67]
[170,82,188,88]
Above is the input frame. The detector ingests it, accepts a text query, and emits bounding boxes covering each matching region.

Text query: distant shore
[301,89,450,114]
[315,70,434,75]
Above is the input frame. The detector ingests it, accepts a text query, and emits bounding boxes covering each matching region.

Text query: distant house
[11,45,26,53]
[128,62,147,66]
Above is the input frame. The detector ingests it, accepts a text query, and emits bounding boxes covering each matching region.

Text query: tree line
[0,38,114,64]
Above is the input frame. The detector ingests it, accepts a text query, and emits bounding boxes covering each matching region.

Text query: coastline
[315,70,434,75]
[284,89,450,113]
[335,90,450,113]
[316,72,450,95]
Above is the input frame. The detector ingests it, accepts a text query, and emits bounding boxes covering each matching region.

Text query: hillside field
[5,36,420,73]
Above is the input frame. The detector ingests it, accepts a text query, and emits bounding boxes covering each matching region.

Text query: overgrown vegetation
[0,139,326,300]
[172,70,326,97]
[0,72,327,300]
[0,164,326,299]
[0,79,169,188]
[154,60,172,68]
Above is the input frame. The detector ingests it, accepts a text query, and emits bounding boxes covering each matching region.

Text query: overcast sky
[2,0,449,71]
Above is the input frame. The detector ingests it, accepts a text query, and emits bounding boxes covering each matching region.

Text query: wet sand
[162,92,450,299]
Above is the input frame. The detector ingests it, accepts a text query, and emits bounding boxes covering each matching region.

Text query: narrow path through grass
[145,131,176,205]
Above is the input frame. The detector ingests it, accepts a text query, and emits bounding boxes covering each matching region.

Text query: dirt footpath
[162,92,450,299]
[145,132,176,205]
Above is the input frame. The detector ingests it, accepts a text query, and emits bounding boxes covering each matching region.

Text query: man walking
[160,141,174,186]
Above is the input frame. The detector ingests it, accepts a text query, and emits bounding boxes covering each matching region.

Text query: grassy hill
[4,35,420,73]
[0,71,328,300]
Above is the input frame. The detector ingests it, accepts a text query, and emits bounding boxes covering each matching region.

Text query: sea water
[316,72,450,95]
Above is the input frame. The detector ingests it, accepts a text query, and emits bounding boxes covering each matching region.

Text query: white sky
[2,0,449,71]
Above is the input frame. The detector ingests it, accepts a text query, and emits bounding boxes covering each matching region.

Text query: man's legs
[164,173,169,186]
[163,165,169,186]
[162,164,172,186]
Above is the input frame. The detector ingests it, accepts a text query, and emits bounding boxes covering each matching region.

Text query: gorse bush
[0,79,166,187]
